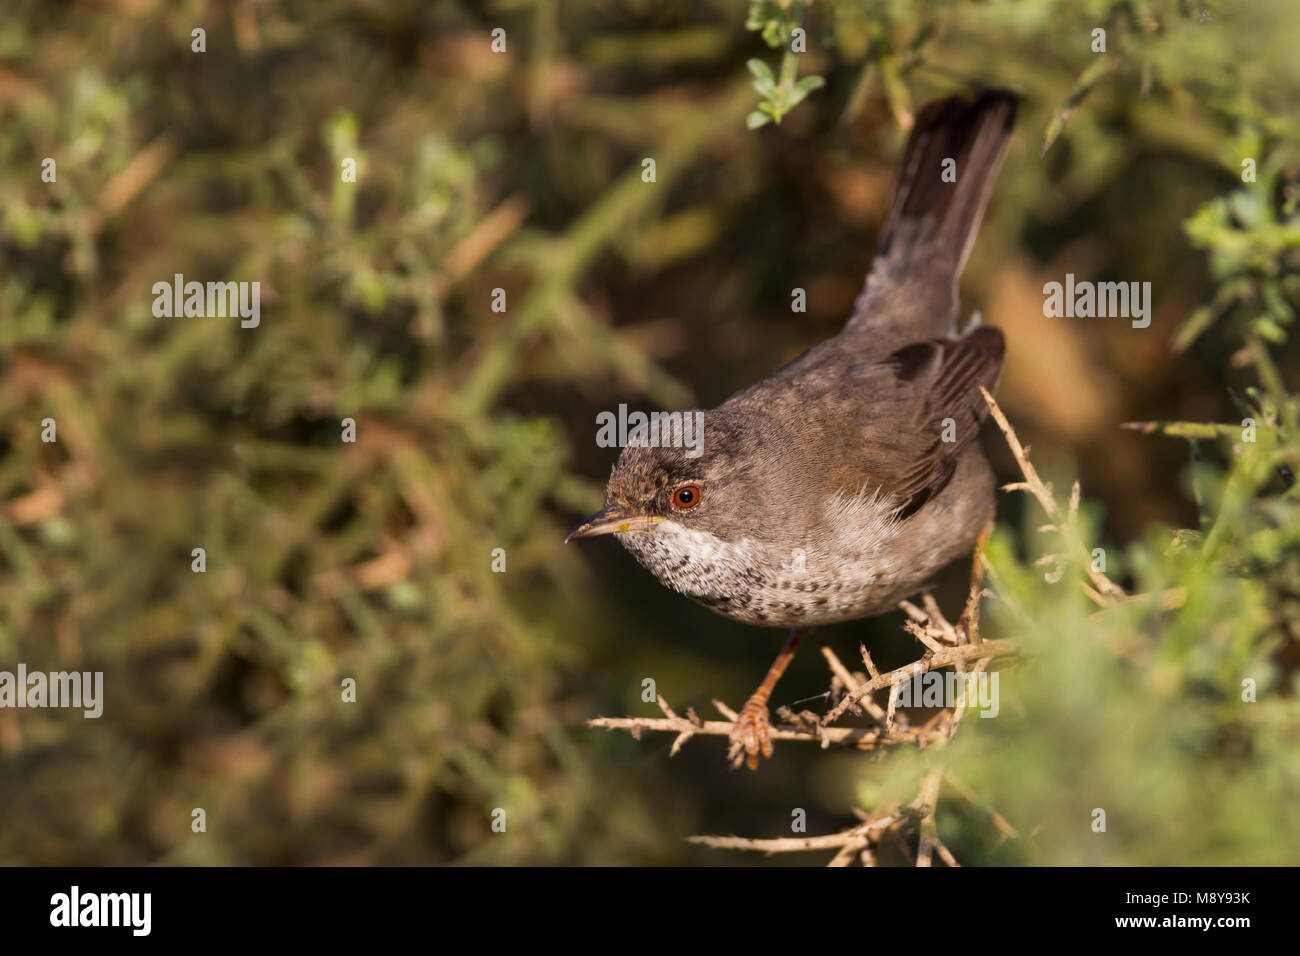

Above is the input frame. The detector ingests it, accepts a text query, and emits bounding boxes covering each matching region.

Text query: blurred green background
[1,0,1298,865]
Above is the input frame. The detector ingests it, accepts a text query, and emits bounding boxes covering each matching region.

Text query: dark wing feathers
[874,325,1005,516]
[735,326,1005,518]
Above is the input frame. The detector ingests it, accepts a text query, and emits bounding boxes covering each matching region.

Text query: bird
[566,91,1018,769]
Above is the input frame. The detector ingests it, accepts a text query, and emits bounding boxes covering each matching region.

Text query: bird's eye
[671,484,701,510]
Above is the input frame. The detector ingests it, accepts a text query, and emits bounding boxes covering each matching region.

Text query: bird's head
[564,410,767,546]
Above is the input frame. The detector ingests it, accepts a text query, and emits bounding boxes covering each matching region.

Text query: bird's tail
[847,91,1018,342]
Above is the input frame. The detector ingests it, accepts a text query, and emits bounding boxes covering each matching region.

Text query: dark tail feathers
[848,91,1018,341]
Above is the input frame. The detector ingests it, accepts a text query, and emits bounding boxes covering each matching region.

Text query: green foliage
[0,0,680,865]
[1181,173,1300,348]
[937,370,1300,863]
[745,1,825,128]
[0,0,1297,865]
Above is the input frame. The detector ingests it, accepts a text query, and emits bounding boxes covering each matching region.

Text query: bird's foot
[727,693,774,770]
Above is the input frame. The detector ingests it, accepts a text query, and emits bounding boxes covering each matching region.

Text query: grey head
[563,410,807,607]
[565,410,793,550]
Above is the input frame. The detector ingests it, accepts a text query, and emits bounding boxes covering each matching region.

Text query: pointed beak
[564,505,663,543]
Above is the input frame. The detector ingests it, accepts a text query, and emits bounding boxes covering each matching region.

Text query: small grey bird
[568,92,1017,769]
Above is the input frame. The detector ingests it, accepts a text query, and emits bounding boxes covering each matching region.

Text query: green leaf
[746,110,772,130]
[786,74,824,108]
[746,58,775,83]
[746,58,777,97]
[1252,315,1287,344]
[794,75,825,95]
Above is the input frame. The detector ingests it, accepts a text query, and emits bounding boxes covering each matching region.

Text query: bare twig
[979,386,1126,604]
[823,639,1016,724]
[689,814,899,856]
[821,646,888,724]
[913,765,946,867]
[590,695,896,753]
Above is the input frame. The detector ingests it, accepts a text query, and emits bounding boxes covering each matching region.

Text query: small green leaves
[745,1,788,48]
[744,1,824,129]
[745,70,824,128]
[1176,157,1300,352]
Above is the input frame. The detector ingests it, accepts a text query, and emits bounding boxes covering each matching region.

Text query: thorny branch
[589,592,1012,866]
[979,386,1127,606]
[588,637,1014,755]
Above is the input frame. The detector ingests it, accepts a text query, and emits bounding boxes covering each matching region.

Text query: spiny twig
[588,694,897,753]
[685,592,1015,866]
[913,765,954,867]
[822,638,1015,724]
[688,812,899,858]
[979,386,1126,605]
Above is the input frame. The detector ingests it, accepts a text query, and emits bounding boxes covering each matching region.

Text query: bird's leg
[728,627,807,770]
[957,522,993,641]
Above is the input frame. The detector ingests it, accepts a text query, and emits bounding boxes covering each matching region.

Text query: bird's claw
[727,694,774,770]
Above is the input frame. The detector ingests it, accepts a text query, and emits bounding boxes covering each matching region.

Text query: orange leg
[727,627,807,770]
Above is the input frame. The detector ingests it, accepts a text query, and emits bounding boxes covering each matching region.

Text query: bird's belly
[621,528,933,628]
[691,569,917,628]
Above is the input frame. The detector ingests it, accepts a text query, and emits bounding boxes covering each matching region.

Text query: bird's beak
[564,505,663,543]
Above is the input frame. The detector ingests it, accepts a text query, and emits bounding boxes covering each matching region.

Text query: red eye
[671,484,701,510]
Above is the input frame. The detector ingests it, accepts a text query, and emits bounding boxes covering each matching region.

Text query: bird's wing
[864,326,1005,515]
[742,326,1005,518]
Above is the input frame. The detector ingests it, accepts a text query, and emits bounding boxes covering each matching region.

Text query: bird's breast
[616,519,915,628]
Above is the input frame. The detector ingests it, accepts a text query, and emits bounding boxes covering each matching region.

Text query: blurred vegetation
[0,0,1297,864]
